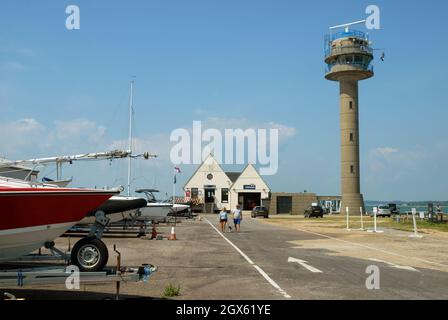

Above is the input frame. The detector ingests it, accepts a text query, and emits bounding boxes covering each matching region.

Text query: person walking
[232,204,243,233]
[218,207,228,232]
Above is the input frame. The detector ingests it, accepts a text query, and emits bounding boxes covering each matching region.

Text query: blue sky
[0,0,447,201]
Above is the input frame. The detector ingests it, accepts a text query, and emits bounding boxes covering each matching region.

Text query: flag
[174,175,176,184]
[174,166,181,173]
[380,52,385,61]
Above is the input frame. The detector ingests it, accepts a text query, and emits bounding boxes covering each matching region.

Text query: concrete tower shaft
[339,78,364,212]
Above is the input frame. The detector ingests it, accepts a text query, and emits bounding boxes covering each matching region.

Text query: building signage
[243,184,256,190]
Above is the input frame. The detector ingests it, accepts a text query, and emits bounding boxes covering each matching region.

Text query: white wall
[229,164,270,210]
[184,155,232,209]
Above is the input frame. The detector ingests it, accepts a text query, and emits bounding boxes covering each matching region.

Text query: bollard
[368,207,384,233]
[346,207,350,231]
[409,208,423,239]
[360,206,365,230]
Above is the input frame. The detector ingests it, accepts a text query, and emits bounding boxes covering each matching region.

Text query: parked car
[251,206,269,218]
[304,206,324,218]
[372,205,392,217]
[388,203,400,215]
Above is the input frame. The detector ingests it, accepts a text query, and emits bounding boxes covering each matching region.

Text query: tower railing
[325,63,374,74]
[325,44,373,58]
[327,30,368,42]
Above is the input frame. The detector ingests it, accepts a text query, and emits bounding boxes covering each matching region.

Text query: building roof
[225,172,241,183]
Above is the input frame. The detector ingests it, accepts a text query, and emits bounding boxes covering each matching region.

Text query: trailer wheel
[71,237,109,272]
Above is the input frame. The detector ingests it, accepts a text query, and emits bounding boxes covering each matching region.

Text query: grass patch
[379,218,448,233]
[163,283,181,297]
[263,215,448,233]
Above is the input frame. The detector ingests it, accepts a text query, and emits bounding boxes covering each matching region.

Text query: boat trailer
[0,244,157,300]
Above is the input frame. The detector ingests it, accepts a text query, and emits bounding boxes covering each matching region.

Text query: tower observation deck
[324,24,374,214]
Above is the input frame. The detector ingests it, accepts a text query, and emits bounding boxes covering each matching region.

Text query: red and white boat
[0,177,118,262]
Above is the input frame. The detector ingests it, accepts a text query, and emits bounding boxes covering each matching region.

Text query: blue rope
[17,270,24,287]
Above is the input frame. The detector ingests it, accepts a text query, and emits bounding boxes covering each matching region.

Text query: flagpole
[173,168,176,227]
[173,169,176,206]
[127,79,134,197]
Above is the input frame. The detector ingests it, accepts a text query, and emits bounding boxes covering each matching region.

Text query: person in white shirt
[232,204,243,233]
[218,207,228,232]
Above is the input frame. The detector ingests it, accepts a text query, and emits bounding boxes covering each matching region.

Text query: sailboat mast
[127,80,134,196]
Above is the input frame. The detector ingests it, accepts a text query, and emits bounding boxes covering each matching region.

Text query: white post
[360,206,364,230]
[346,207,350,230]
[368,207,383,233]
[373,207,377,232]
[409,208,423,238]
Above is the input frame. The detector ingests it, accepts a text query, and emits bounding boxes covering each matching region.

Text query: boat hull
[137,203,173,221]
[0,186,116,261]
[80,196,147,224]
[0,222,74,261]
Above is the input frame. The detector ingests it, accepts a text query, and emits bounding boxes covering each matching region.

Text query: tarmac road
[202,214,448,300]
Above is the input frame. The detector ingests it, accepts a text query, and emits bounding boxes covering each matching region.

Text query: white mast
[127,79,134,196]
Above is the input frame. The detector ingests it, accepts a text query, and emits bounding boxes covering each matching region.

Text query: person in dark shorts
[218,207,228,232]
[232,204,243,233]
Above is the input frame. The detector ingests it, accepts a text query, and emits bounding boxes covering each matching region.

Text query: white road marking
[368,258,419,272]
[204,217,291,299]
[288,257,323,273]
[287,226,448,271]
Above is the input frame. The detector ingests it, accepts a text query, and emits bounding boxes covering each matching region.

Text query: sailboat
[134,189,189,222]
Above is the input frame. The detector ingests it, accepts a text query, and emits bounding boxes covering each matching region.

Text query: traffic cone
[169,226,177,240]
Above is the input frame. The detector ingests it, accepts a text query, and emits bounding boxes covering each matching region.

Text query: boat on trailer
[135,189,189,222]
[0,177,118,267]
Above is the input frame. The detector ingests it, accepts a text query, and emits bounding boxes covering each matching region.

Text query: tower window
[350,165,354,174]
[349,101,353,109]
[350,133,354,142]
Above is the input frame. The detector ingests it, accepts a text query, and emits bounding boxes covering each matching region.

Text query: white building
[183,154,270,212]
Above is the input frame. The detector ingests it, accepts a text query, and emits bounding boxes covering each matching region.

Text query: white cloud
[0,118,109,159]
[366,146,427,181]
[372,147,398,157]
[2,61,26,71]
[199,117,297,143]
[50,119,106,145]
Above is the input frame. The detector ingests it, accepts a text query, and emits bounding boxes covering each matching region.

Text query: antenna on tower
[328,20,367,42]
[329,20,366,32]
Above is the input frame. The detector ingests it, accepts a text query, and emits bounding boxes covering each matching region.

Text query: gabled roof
[184,154,269,191]
[183,154,230,188]
[225,172,241,183]
[231,163,270,191]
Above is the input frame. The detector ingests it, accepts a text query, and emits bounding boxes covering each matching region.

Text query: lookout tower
[324,21,374,214]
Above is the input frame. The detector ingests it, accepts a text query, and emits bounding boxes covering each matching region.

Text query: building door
[204,188,215,203]
[277,196,292,214]
[238,192,261,210]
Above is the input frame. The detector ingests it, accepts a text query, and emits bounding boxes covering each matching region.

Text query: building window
[349,101,353,109]
[350,165,354,174]
[191,188,199,199]
[350,132,354,142]
[221,188,229,203]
